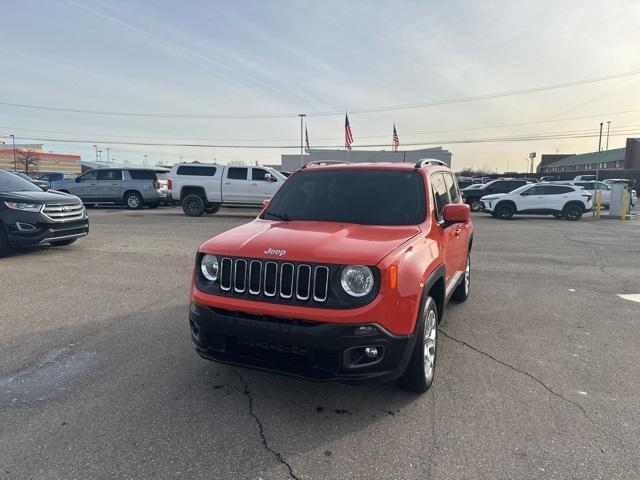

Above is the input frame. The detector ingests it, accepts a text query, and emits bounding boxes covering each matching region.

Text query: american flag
[345,113,354,150]
[392,123,399,151]
[305,125,310,151]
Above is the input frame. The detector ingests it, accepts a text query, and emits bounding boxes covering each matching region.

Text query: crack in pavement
[232,368,301,480]
[439,329,595,425]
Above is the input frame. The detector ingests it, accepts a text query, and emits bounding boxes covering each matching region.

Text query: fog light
[354,325,378,336]
[364,347,379,358]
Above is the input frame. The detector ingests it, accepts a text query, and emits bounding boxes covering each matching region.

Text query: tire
[451,254,470,302]
[469,199,483,212]
[401,296,438,393]
[204,204,220,214]
[182,194,206,217]
[125,191,143,210]
[562,203,583,221]
[495,202,515,220]
[147,203,160,209]
[50,239,77,247]
[0,225,10,258]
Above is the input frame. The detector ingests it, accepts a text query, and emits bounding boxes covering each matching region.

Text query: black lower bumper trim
[189,303,417,383]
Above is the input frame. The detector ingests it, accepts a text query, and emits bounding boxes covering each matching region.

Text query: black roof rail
[414,158,448,168]
[301,160,349,169]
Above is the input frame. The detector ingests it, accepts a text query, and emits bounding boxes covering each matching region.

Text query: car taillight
[154,180,160,189]
[167,179,172,190]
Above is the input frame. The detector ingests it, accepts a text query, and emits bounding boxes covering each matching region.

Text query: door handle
[224,182,231,185]
[251,183,258,186]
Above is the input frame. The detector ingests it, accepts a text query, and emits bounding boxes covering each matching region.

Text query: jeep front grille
[42,203,85,222]
[218,257,330,303]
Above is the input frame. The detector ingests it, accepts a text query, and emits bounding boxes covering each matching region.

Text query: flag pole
[298,113,306,167]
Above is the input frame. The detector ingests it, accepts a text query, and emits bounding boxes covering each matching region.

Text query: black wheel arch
[495,200,517,211]
[180,186,207,202]
[420,265,446,328]
[563,200,585,212]
[123,189,143,201]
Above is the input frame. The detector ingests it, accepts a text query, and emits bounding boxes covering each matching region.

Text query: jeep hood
[200,219,422,265]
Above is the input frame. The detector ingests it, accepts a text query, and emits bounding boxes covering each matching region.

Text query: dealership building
[538,138,640,173]
[0,142,81,174]
[280,147,452,171]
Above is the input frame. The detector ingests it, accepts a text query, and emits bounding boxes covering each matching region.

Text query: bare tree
[17,149,41,175]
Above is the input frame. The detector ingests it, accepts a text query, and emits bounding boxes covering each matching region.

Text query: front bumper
[189,302,417,383]
[5,217,89,246]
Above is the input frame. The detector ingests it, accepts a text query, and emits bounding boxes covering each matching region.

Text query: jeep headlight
[340,265,374,297]
[200,254,219,282]
[4,201,42,212]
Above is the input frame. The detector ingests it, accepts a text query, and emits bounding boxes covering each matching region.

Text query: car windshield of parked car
[510,185,532,194]
[263,169,427,225]
[0,171,43,193]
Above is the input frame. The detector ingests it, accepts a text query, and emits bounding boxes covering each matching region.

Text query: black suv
[0,169,89,257]
[461,178,528,211]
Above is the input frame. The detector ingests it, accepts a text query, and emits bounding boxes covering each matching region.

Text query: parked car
[601,178,637,207]
[189,160,473,393]
[0,169,89,257]
[481,183,592,221]
[457,179,477,189]
[552,180,612,207]
[573,175,596,181]
[461,178,529,211]
[167,163,286,216]
[540,175,559,182]
[51,168,168,209]
[13,172,50,189]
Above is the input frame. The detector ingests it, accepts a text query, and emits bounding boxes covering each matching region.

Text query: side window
[97,170,123,181]
[227,167,248,180]
[431,173,448,221]
[545,185,573,194]
[523,185,544,195]
[252,168,270,181]
[176,166,217,176]
[80,170,98,181]
[128,170,157,180]
[443,173,460,204]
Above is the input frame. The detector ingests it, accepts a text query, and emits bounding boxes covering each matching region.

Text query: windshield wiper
[265,211,290,221]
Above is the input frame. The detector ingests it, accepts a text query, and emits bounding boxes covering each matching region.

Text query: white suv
[481,183,593,221]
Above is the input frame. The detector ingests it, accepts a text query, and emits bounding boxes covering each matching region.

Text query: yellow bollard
[595,190,602,219]
[622,189,628,220]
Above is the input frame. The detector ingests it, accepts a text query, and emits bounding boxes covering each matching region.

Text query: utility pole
[93,145,99,163]
[605,121,611,150]
[593,122,604,219]
[144,154,148,166]
[98,150,102,163]
[10,134,16,171]
[298,113,306,167]
[106,147,111,164]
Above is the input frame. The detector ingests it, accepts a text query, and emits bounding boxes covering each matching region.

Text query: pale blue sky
[1,0,639,171]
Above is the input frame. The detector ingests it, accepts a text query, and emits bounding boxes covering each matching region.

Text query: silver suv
[51,168,168,209]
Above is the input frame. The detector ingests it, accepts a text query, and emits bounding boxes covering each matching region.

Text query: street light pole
[98,150,102,163]
[144,154,148,166]
[93,145,98,163]
[106,147,111,164]
[298,114,306,167]
[593,122,604,219]
[10,134,16,171]
[605,121,611,151]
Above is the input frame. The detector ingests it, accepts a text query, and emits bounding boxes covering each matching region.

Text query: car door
[542,185,576,210]
[96,169,123,202]
[443,173,469,275]
[222,167,251,203]
[250,167,281,203]
[517,184,547,211]
[431,172,460,289]
[72,170,99,201]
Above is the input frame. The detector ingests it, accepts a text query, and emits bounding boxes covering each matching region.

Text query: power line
[10,130,640,149]
[1,69,640,120]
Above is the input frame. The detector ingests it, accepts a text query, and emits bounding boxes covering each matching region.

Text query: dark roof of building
[544,148,625,168]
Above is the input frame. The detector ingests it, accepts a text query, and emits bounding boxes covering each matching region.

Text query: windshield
[0,171,43,193]
[262,169,426,225]
[509,184,531,194]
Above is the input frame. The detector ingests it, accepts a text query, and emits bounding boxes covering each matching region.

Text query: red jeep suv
[189,160,473,392]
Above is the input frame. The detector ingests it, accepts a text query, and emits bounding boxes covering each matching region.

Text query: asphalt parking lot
[1,208,639,480]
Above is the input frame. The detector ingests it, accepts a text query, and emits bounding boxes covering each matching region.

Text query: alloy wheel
[423,309,437,382]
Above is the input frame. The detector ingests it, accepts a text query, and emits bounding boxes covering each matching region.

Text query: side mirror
[264,173,277,182]
[442,203,470,225]
[75,177,81,183]
[261,199,270,210]
[520,191,529,196]
[40,185,49,192]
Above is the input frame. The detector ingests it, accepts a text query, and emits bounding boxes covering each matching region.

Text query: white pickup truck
[167,163,286,216]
